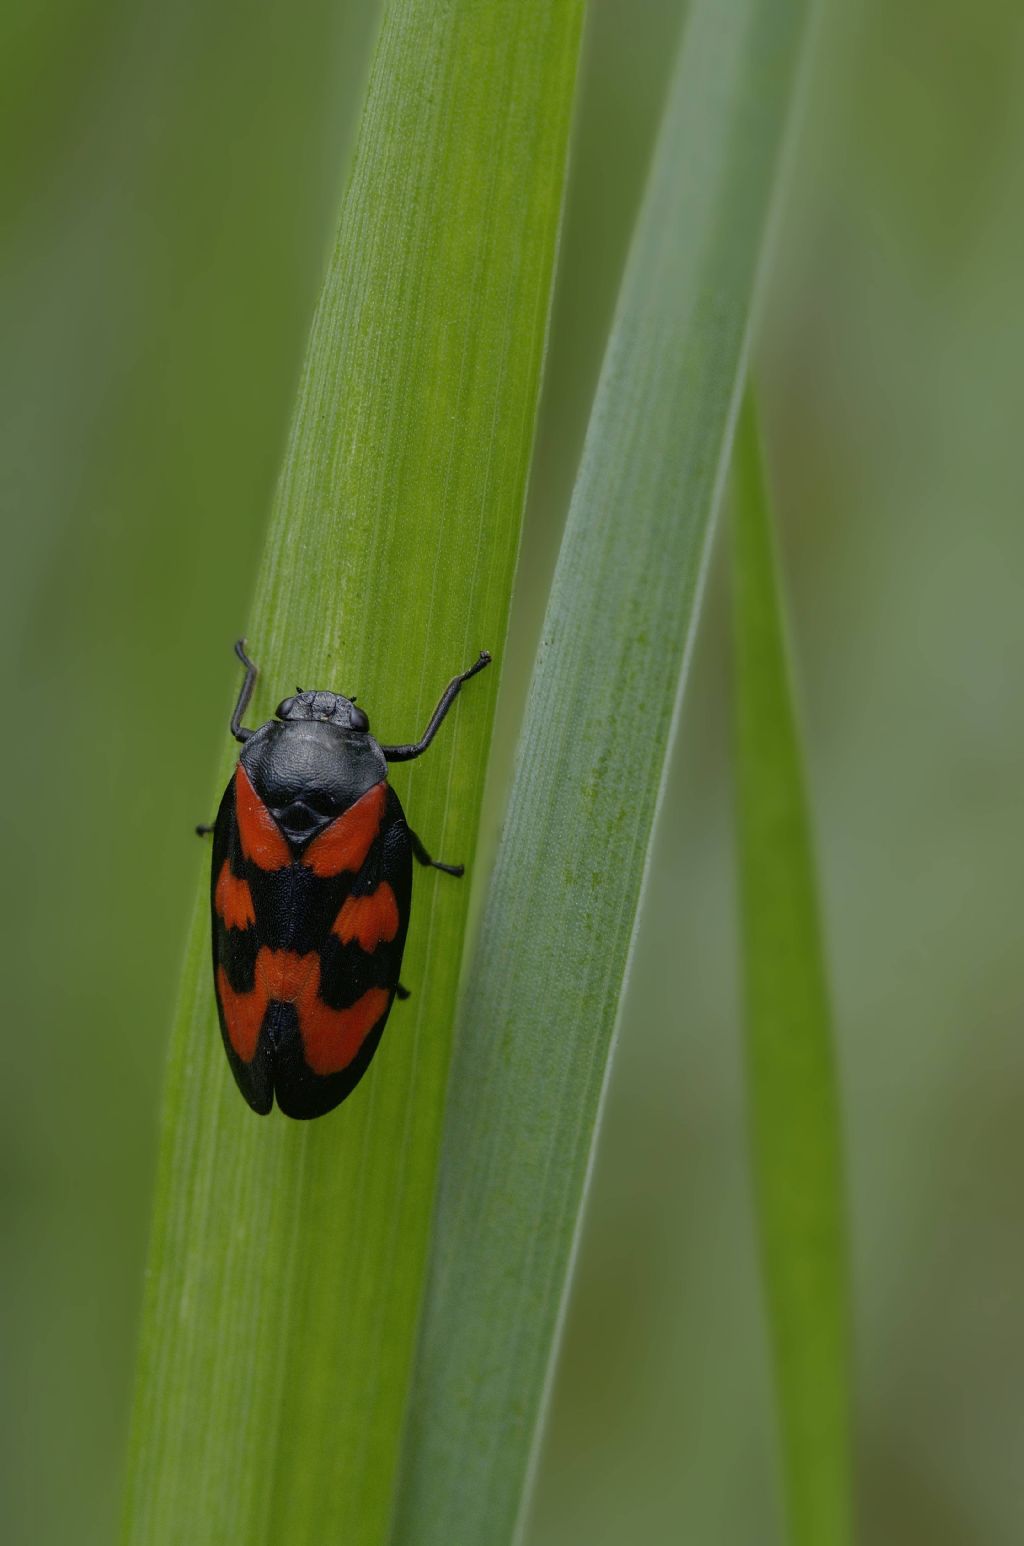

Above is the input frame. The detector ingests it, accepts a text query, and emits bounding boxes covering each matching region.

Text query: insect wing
[210,775,273,1113]
[272,785,412,1119]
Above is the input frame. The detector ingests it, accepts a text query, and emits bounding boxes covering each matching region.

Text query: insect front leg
[380,650,491,762]
[230,638,259,742]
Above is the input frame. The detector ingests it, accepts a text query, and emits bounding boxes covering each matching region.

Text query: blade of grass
[120,5,584,1545]
[391,3,813,1541]
[732,391,852,1546]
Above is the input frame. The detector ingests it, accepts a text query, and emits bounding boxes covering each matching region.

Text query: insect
[201,639,491,1119]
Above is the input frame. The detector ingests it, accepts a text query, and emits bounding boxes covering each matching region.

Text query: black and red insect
[201,639,490,1119]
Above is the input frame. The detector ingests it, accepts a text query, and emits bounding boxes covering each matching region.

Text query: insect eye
[351,707,369,732]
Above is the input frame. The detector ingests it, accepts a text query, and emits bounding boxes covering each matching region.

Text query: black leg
[380,650,491,762]
[409,828,464,877]
[395,983,411,1001]
[230,638,258,743]
[195,822,214,837]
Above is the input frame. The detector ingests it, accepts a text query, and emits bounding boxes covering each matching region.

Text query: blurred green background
[2,2,1022,1544]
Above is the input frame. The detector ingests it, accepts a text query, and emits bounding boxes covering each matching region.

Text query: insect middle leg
[409,828,464,877]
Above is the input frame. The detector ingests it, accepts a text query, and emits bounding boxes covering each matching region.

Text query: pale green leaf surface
[732,393,852,1546]
[391,4,812,1543]
[121,4,583,1544]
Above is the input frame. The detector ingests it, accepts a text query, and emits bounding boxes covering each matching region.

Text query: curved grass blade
[732,391,852,1546]
[391,4,814,1542]
[120,5,584,1545]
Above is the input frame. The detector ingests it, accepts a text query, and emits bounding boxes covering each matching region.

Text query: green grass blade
[120,5,583,1545]
[732,392,852,1546]
[391,4,813,1542]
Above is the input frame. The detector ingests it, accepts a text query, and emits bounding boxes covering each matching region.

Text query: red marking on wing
[259,948,320,1002]
[217,946,388,1075]
[234,764,291,870]
[298,986,390,1076]
[216,965,266,1062]
[214,860,255,930]
[303,781,387,877]
[333,882,400,951]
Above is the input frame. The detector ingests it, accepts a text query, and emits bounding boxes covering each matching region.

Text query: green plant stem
[120,5,583,1544]
[390,5,812,1543]
[732,390,852,1546]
